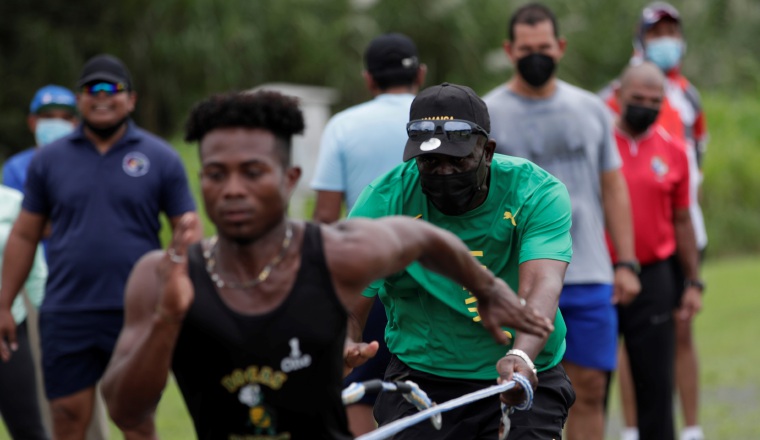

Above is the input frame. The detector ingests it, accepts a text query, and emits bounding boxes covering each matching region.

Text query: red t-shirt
[611,126,691,265]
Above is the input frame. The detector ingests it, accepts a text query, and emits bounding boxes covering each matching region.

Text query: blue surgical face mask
[35,118,75,147]
[645,37,684,72]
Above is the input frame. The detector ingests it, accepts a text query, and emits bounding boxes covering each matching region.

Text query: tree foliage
[1,0,758,256]
[1,0,757,155]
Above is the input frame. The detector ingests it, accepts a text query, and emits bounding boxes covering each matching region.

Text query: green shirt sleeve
[518,177,573,264]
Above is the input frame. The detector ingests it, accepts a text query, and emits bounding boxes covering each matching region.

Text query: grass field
[1,254,758,439]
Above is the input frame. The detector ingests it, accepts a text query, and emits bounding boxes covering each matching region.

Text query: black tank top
[172,223,351,440]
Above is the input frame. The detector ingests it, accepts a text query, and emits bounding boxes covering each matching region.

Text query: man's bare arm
[511,259,567,360]
[323,216,554,342]
[103,214,198,429]
[601,169,641,305]
[312,190,344,224]
[673,208,702,320]
[101,253,178,429]
[497,258,566,404]
[343,295,377,376]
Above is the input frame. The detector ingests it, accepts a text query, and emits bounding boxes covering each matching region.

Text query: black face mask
[83,117,129,140]
[623,104,659,134]
[517,53,556,88]
[419,152,488,216]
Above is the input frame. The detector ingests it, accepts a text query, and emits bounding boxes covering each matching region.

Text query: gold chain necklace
[203,223,293,289]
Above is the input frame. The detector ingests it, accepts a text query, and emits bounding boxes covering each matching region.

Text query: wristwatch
[614,260,641,275]
[684,279,706,292]
[505,349,537,374]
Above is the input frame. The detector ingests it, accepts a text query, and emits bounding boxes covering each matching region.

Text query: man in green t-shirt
[349,82,575,439]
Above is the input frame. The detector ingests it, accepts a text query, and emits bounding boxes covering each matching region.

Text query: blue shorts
[39,310,124,400]
[558,284,617,371]
[344,297,391,405]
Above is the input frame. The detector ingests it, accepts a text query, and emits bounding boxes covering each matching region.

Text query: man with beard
[100,90,554,439]
[0,54,199,440]
[484,4,640,440]
[612,62,702,440]
[350,82,576,439]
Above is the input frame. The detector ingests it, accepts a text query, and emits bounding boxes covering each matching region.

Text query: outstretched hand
[156,213,199,323]
[477,278,554,345]
[343,339,379,377]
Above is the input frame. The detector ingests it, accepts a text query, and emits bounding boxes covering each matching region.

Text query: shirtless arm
[673,207,702,321]
[312,190,344,224]
[323,216,554,344]
[497,258,567,404]
[102,214,198,429]
[602,169,641,305]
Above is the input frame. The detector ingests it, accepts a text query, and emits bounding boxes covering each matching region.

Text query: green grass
[603,255,760,438]
[700,93,760,257]
[1,254,759,439]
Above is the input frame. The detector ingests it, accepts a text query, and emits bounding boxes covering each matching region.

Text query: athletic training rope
[342,379,442,429]
[354,373,534,440]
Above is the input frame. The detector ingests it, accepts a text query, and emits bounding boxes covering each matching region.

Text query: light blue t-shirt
[484,80,620,284]
[311,93,415,210]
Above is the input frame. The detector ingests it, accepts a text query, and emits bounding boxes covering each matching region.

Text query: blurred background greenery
[1,0,758,256]
[0,1,759,438]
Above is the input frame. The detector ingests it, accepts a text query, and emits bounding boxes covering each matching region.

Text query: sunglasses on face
[80,82,127,96]
[407,119,489,142]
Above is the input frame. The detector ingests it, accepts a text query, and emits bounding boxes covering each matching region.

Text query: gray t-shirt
[484,80,620,284]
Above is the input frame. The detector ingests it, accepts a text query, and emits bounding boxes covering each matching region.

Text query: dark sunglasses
[81,82,128,96]
[407,119,489,142]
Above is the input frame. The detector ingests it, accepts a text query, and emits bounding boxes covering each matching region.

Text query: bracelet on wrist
[505,349,537,374]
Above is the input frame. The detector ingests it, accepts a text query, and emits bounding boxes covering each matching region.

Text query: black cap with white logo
[365,33,420,82]
[403,83,490,161]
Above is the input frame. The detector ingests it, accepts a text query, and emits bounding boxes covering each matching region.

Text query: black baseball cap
[364,33,419,81]
[77,54,133,89]
[403,83,491,161]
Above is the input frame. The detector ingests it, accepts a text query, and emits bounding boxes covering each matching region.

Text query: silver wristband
[505,349,537,374]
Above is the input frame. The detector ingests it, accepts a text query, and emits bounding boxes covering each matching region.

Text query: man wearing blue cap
[2,85,79,193]
[0,54,200,440]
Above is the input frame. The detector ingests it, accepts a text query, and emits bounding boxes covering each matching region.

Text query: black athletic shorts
[374,355,575,440]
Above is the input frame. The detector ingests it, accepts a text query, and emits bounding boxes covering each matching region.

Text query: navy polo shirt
[23,121,196,312]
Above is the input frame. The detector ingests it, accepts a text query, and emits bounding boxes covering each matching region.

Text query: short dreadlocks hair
[184,90,305,166]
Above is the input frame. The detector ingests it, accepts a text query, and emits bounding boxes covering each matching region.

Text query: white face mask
[35,118,75,147]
